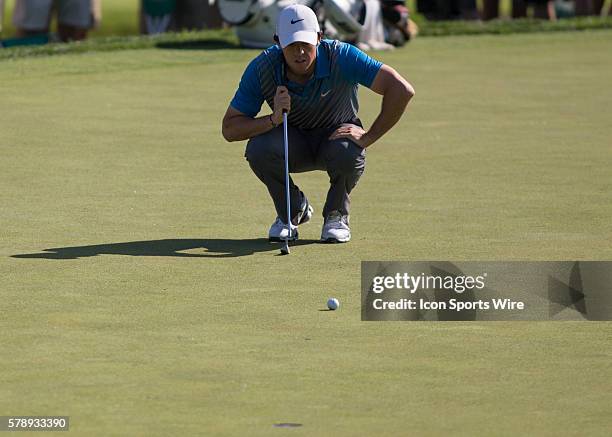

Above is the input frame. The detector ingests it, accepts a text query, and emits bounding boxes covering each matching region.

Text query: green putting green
[1,31,611,435]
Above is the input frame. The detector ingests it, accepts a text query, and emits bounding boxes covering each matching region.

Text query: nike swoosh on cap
[291,19,305,24]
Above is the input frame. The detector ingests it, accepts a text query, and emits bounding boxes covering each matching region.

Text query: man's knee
[325,139,366,175]
[245,129,283,166]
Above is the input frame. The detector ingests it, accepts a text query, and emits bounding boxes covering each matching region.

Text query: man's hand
[328,123,372,148]
[272,86,291,125]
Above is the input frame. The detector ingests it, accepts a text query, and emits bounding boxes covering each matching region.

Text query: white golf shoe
[268,218,298,242]
[268,195,313,242]
[321,211,351,243]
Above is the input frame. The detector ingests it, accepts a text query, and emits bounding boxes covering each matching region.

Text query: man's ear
[317,32,323,45]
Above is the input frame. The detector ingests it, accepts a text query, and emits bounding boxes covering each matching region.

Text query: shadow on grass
[155,39,240,50]
[11,238,319,259]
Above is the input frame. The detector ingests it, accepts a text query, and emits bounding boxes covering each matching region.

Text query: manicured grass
[1,31,611,435]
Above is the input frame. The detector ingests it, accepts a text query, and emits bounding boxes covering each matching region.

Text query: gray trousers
[245,123,366,223]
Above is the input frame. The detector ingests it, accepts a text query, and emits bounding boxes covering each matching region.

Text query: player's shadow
[11,238,319,260]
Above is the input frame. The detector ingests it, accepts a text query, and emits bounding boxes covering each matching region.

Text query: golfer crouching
[222,4,414,243]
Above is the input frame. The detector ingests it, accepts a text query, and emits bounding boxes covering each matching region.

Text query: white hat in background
[276,4,320,48]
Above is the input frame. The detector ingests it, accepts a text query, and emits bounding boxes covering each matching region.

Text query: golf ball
[327,298,340,310]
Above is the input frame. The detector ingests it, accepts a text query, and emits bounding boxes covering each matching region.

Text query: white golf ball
[327,298,340,310]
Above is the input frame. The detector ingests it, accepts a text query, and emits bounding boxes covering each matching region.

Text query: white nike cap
[276,4,320,49]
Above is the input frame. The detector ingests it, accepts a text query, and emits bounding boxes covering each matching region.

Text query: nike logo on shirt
[291,19,304,24]
[321,90,331,97]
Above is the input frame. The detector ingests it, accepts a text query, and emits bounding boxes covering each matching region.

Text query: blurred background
[0,0,609,48]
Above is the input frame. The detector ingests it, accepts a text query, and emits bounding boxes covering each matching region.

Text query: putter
[280,110,291,255]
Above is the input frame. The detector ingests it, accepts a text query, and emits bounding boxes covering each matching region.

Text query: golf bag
[217,0,412,49]
[217,0,315,48]
[323,0,415,47]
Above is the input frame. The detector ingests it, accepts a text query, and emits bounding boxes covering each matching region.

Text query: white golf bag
[217,0,396,50]
[323,0,393,50]
[217,0,315,48]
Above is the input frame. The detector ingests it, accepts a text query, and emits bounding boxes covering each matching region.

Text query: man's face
[282,40,318,76]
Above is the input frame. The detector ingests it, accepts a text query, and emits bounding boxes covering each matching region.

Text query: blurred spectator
[416,0,478,20]
[140,0,224,34]
[485,0,610,19]
[0,0,5,34]
[380,0,419,42]
[481,0,499,20]
[575,0,611,15]
[512,0,557,19]
[12,0,97,42]
[142,0,176,34]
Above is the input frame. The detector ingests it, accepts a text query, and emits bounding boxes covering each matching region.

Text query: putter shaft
[283,111,291,249]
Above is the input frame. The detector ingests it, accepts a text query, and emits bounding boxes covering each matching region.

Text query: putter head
[279,223,291,255]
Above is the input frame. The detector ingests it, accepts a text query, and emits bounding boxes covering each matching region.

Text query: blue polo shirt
[230,40,383,129]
